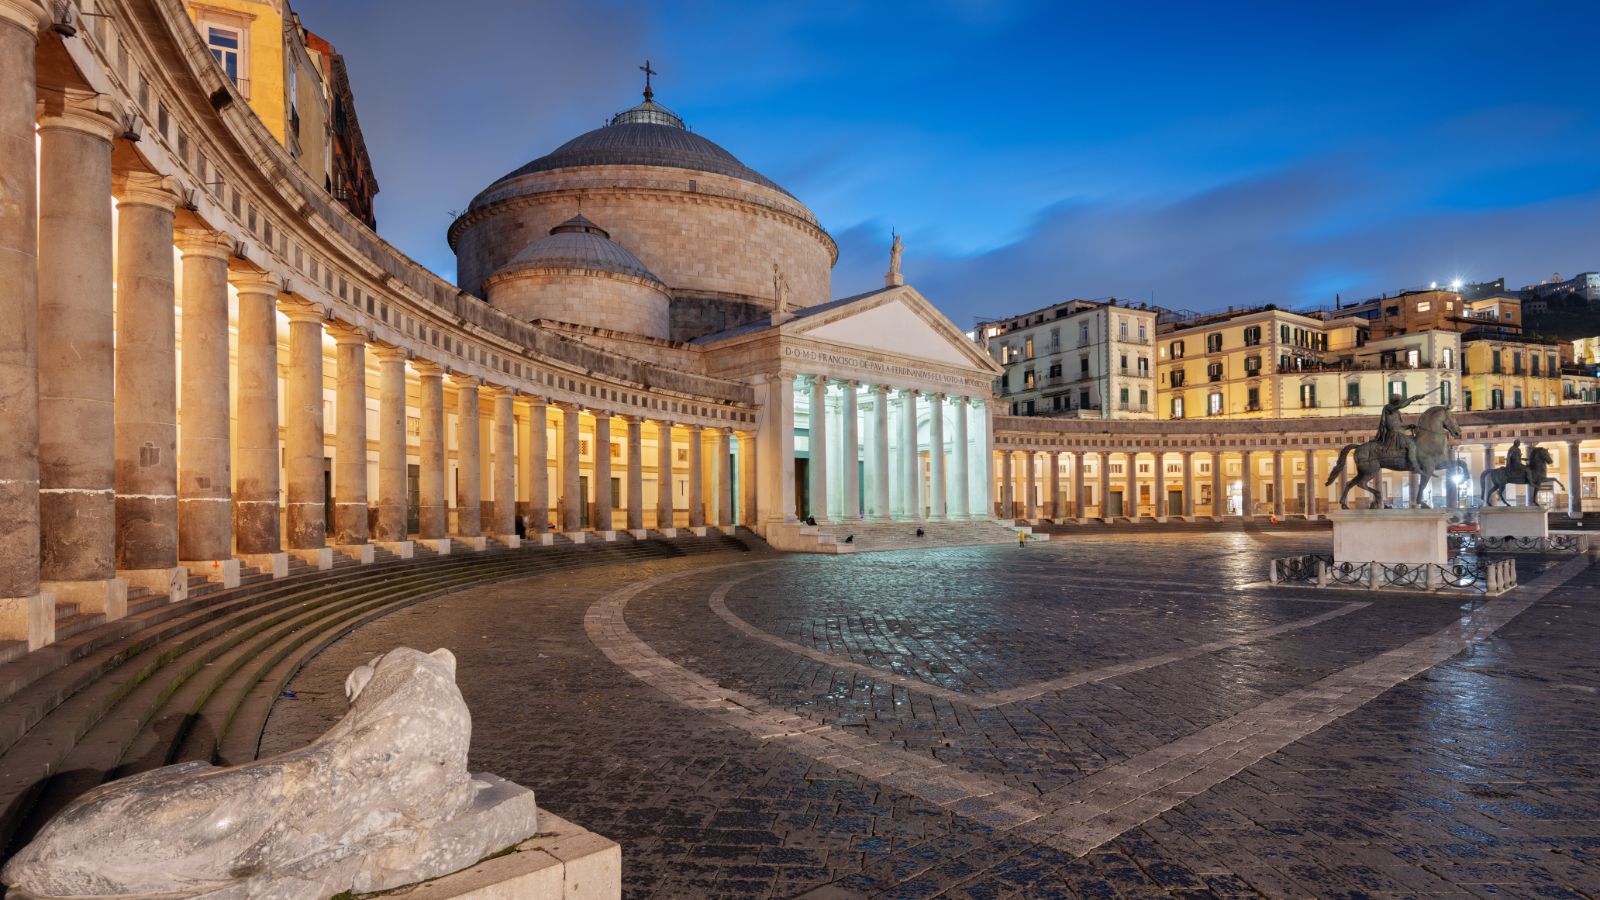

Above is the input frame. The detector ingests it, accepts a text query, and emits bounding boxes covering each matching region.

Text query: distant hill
[1525,298,1600,342]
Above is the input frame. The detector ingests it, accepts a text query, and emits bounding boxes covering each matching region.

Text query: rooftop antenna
[639,59,657,102]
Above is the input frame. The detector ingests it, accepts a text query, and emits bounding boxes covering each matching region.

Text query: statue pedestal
[1478,505,1548,540]
[1327,509,1451,565]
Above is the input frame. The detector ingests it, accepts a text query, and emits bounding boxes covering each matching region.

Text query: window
[1079,357,1089,375]
[1139,388,1148,409]
[1513,389,1523,408]
[1300,383,1317,408]
[1138,322,1147,341]
[1547,353,1558,374]
[1170,340,1185,359]
[1417,301,1431,312]
[1119,353,1129,374]
[1047,363,1062,378]
[1025,337,1034,359]
[1080,323,1089,345]
[1512,352,1523,375]
[1490,388,1504,409]
[1532,354,1541,376]
[1000,374,1009,390]
[1207,361,1223,382]
[1243,325,1262,346]
[1247,387,1260,411]
[1137,357,1149,376]
[1389,378,1405,398]
[1346,382,1360,406]
[206,24,244,86]
[1080,389,1091,409]
[611,477,621,508]
[1171,396,1185,418]
[1280,324,1290,343]
[1464,387,1473,409]
[1443,347,1454,369]
[1119,387,1129,409]
[1492,350,1503,374]
[1406,349,1420,368]
[1208,392,1223,416]
[1207,332,1223,353]
[1244,355,1262,376]
[1170,367,1186,388]
[1119,319,1128,340]
[1023,369,1035,389]
[1024,400,1035,414]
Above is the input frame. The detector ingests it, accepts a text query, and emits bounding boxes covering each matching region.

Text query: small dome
[494,215,663,285]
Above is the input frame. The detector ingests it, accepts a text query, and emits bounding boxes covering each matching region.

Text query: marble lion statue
[2,647,538,899]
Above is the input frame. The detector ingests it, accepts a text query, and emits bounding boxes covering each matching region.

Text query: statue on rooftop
[886,231,904,286]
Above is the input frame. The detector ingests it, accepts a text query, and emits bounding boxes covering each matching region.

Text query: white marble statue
[2,647,539,899]
[888,231,903,277]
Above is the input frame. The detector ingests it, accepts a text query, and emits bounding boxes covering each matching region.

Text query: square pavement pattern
[261,532,1600,897]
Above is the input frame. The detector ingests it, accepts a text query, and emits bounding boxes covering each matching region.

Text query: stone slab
[455,537,489,552]
[492,535,521,550]
[1478,505,1549,539]
[626,529,648,540]
[418,539,453,556]
[240,552,290,579]
[373,812,620,900]
[564,532,587,544]
[0,594,54,650]
[181,558,241,589]
[1327,508,1452,565]
[40,578,127,621]
[289,548,334,571]
[336,544,377,565]
[377,541,416,560]
[118,567,188,604]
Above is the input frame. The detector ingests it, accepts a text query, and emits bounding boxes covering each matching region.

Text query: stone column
[951,397,971,519]
[978,401,996,517]
[559,402,582,535]
[176,230,236,584]
[1211,451,1225,518]
[490,388,517,544]
[329,324,371,557]
[1272,450,1286,519]
[841,381,860,519]
[807,377,829,523]
[738,430,757,527]
[870,385,891,521]
[1181,450,1195,519]
[232,271,286,576]
[1099,451,1112,521]
[1153,451,1167,521]
[1444,447,1459,510]
[756,374,797,527]
[1047,451,1061,521]
[0,1,51,647]
[1303,449,1317,517]
[113,173,186,601]
[281,300,329,567]
[700,427,718,528]
[625,417,644,534]
[1240,450,1254,519]
[716,428,734,527]
[656,421,675,531]
[524,397,549,536]
[1023,450,1037,520]
[372,347,411,551]
[1074,451,1088,523]
[415,361,448,547]
[592,412,613,533]
[686,424,705,528]
[927,393,946,520]
[451,376,482,544]
[1569,441,1585,518]
[904,390,922,520]
[999,451,1014,520]
[1125,452,1138,519]
[38,91,126,615]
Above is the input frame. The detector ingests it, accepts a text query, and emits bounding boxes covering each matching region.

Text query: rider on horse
[1376,392,1428,471]
[1506,439,1527,481]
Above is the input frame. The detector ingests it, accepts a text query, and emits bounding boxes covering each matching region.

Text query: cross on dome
[640,59,656,101]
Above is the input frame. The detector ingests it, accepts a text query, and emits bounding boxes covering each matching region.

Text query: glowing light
[1451,279,1463,290]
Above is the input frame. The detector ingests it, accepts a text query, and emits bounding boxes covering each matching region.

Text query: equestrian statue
[1479,439,1565,506]
[1326,391,1466,509]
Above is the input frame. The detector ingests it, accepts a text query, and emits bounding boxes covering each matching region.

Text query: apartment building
[978,299,1158,419]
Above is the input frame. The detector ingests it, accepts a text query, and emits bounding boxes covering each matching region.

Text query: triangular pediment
[790,286,1001,374]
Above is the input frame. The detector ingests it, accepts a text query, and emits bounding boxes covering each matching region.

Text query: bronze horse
[1480,445,1564,506]
[1326,405,1467,509]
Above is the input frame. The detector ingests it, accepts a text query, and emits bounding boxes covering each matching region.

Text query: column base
[119,567,190,604]
[593,530,617,542]
[492,534,521,549]
[689,526,708,537]
[529,533,555,546]
[418,538,453,555]
[564,531,587,544]
[239,552,290,579]
[41,577,130,622]
[289,548,334,571]
[0,593,56,651]
[454,536,488,552]
[655,527,678,538]
[627,529,650,540]
[375,541,415,560]
[335,543,376,564]
[181,559,241,589]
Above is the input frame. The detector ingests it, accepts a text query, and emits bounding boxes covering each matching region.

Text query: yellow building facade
[1461,338,1562,410]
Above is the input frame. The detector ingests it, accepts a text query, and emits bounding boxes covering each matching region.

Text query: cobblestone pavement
[262,532,1600,897]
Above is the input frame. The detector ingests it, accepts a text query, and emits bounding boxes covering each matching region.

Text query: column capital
[175,228,234,261]
[0,1,50,33]
[228,269,283,297]
[685,422,704,434]
[521,393,548,410]
[843,378,860,390]
[552,400,582,414]
[113,171,182,212]
[411,359,446,378]
[326,320,371,346]
[870,382,890,397]
[372,343,410,364]
[277,296,328,324]
[479,383,511,399]
[37,88,122,141]
[449,373,481,389]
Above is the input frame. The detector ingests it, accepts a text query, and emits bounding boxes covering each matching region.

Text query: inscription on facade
[783,345,988,389]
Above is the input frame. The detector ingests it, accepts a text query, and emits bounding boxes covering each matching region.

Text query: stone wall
[669,294,771,342]
[486,269,671,341]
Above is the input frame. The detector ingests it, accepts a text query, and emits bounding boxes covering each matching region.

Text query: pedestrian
[1018,529,1027,547]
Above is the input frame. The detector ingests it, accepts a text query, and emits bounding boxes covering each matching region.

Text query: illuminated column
[1211,452,1225,518]
[841,381,860,519]
[686,424,705,528]
[450,376,482,540]
[807,377,829,522]
[756,373,797,527]
[281,300,328,558]
[1570,441,1584,518]
[997,451,1012,519]
[490,387,517,542]
[700,426,718,527]
[0,0,50,647]
[716,428,734,527]
[978,400,995,517]
[626,417,644,533]
[951,397,970,519]
[1272,450,1285,519]
[1181,450,1195,519]
[869,385,891,521]
[1304,449,1317,516]
[1074,451,1087,522]
[330,324,370,550]
[1099,451,1112,520]
[1240,450,1254,519]
[1022,450,1037,520]
[113,174,185,600]
[738,430,757,526]
[372,347,411,545]
[415,361,448,543]
[38,93,125,615]
[592,412,612,533]
[232,272,284,574]
[524,397,549,535]
[176,230,235,574]
[1046,451,1061,520]
[903,390,922,520]
[559,403,582,534]
[927,392,946,520]
[1125,452,1138,519]
[1153,450,1167,521]
[656,421,675,530]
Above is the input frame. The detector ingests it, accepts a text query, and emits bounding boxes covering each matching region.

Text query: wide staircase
[806,518,1031,553]
[0,529,761,862]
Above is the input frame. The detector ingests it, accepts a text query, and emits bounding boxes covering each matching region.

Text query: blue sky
[298,0,1600,327]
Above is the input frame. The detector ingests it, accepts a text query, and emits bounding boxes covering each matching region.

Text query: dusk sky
[297,0,1600,328]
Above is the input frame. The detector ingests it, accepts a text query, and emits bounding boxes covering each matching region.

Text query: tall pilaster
[951,397,970,519]
[869,385,891,521]
[625,417,644,532]
[1211,452,1225,518]
[372,346,410,543]
[841,381,860,519]
[757,373,798,526]
[1153,451,1167,521]
[1023,450,1037,520]
[1124,452,1138,519]
[1046,451,1061,521]
[232,271,283,563]
[687,424,705,528]
[490,387,517,541]
[807,377,829,522]
[1000,451,1014,520]
[176,230,235,569]
[1272,450,1286,519]
[38,91,124,614]
[329,324,370,548]
[1181,450,1195,519]
[280,300,327,553]
[716,428,734,527]
[1099,451,1112,520]
[559,403,582,534]
[452,376,481,539]
[928,393,946,520]
[738,430,757,526]
[592,412,613,532]
[656,421,675,529]
[415,361,448,542]
[903,390,921,520]
[113,173,184,600]
[523,397,550,534]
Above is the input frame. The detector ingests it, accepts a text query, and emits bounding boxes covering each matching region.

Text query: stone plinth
[368,811,619,900]
[119,567,188,604]
[181,558,240,589]
[1478,505,1549,540]
[336,543,376,565]
[1328,509,1452,565]
[377,541,416,560]
[290,548,334,571]
[240,552,289,580]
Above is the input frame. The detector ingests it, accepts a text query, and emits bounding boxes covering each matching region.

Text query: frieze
[782,345,990,390]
